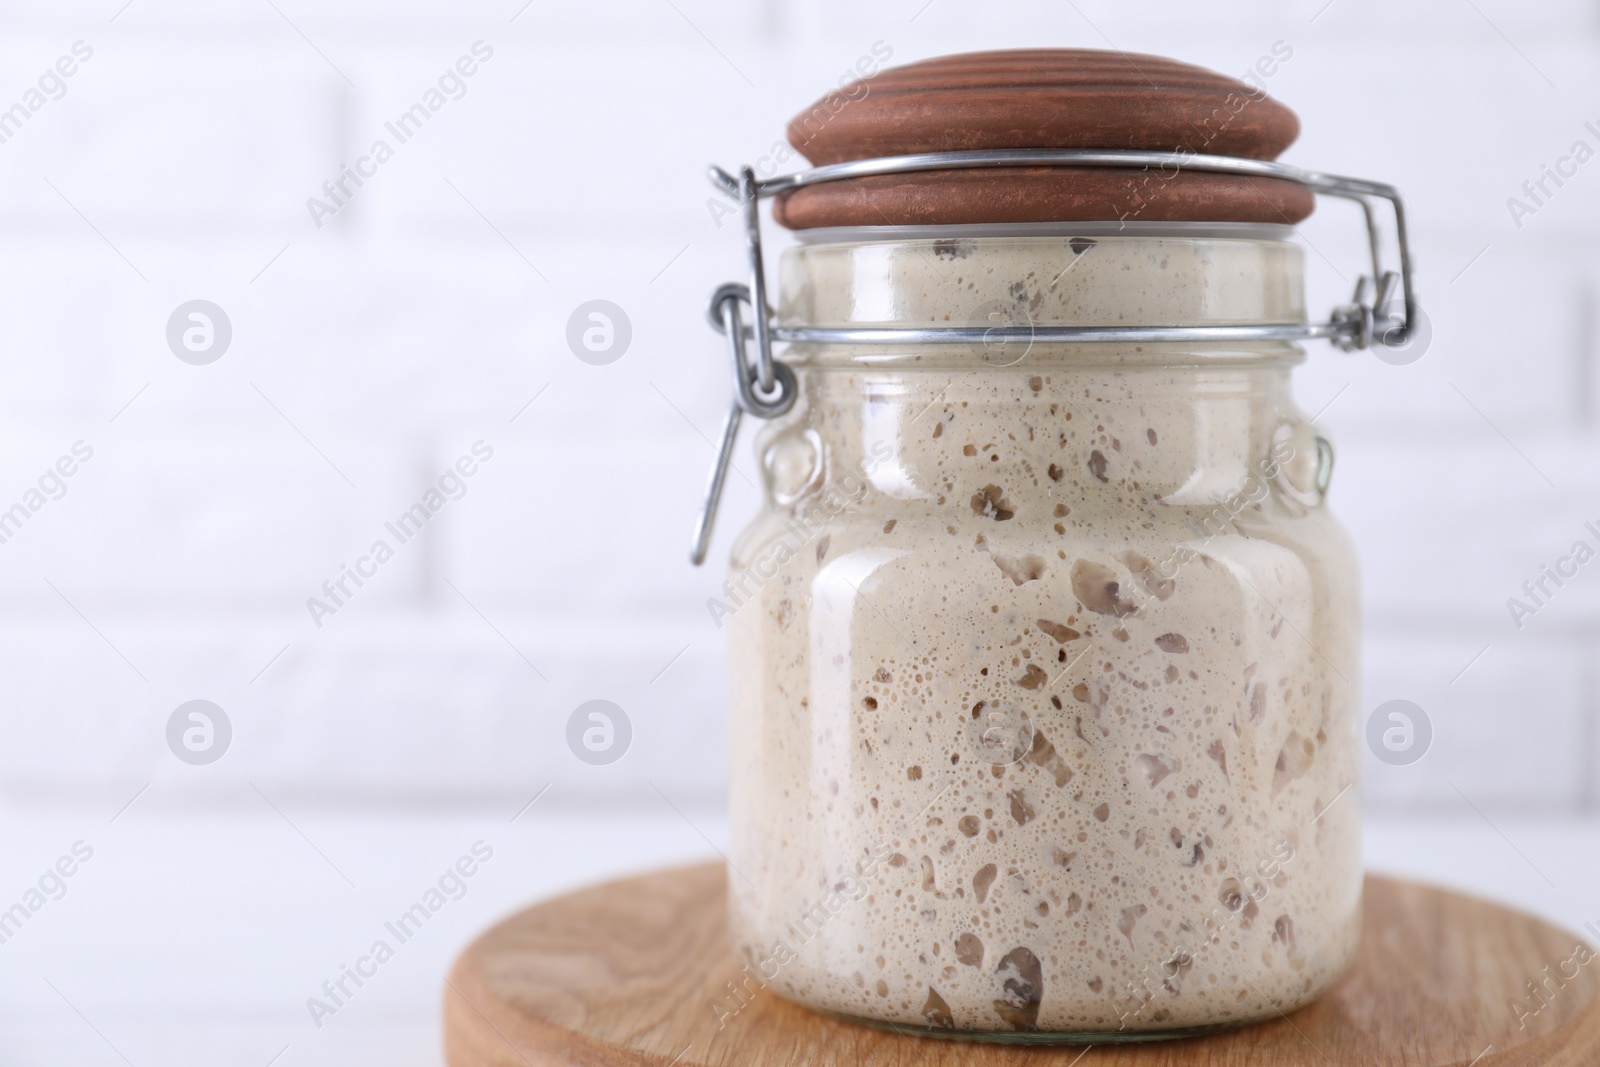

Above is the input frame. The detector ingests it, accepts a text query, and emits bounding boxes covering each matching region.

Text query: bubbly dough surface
[725,234,1361,1036]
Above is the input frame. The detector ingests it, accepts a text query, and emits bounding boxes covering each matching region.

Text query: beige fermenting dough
[725,231,1361,1036]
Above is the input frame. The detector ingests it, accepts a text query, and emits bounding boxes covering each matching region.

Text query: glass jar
[722,224,1361,1040]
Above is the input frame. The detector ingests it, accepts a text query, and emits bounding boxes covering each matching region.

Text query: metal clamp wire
[708,148,1418,354]
[737,167,779,396]
[690,148,1419,564]
[688,285,798,566]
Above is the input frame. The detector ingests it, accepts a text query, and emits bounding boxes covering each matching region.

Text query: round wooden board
[444,863,1600,1067]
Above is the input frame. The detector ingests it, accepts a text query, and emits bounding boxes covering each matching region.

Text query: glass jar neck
[776,223,1307,369]
[749,226,1324,521]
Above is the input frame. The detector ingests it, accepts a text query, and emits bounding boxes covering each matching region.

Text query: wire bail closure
[689,149,1420,565]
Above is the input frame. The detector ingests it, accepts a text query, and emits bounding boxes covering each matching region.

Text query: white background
[0,0,1596,1063]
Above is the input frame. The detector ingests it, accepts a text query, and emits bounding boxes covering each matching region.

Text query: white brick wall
[0,0,1595,817]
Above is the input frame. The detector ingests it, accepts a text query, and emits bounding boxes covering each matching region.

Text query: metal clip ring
[709,283,797,420]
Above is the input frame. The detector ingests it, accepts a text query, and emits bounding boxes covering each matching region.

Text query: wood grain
[772,169,1315,229]
[773,48,1312,229]
[444,863,1600,1067]
[787,50,1301,166]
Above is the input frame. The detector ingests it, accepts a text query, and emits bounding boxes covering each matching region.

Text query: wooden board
[444,863,1600,1067]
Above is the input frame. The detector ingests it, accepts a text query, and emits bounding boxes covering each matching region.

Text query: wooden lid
[776,49,1313,229]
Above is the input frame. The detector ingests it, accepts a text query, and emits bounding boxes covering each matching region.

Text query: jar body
[723,230,1361,1039]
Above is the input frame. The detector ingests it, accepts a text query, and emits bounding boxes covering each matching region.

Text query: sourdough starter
[724,230,1361,1036]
